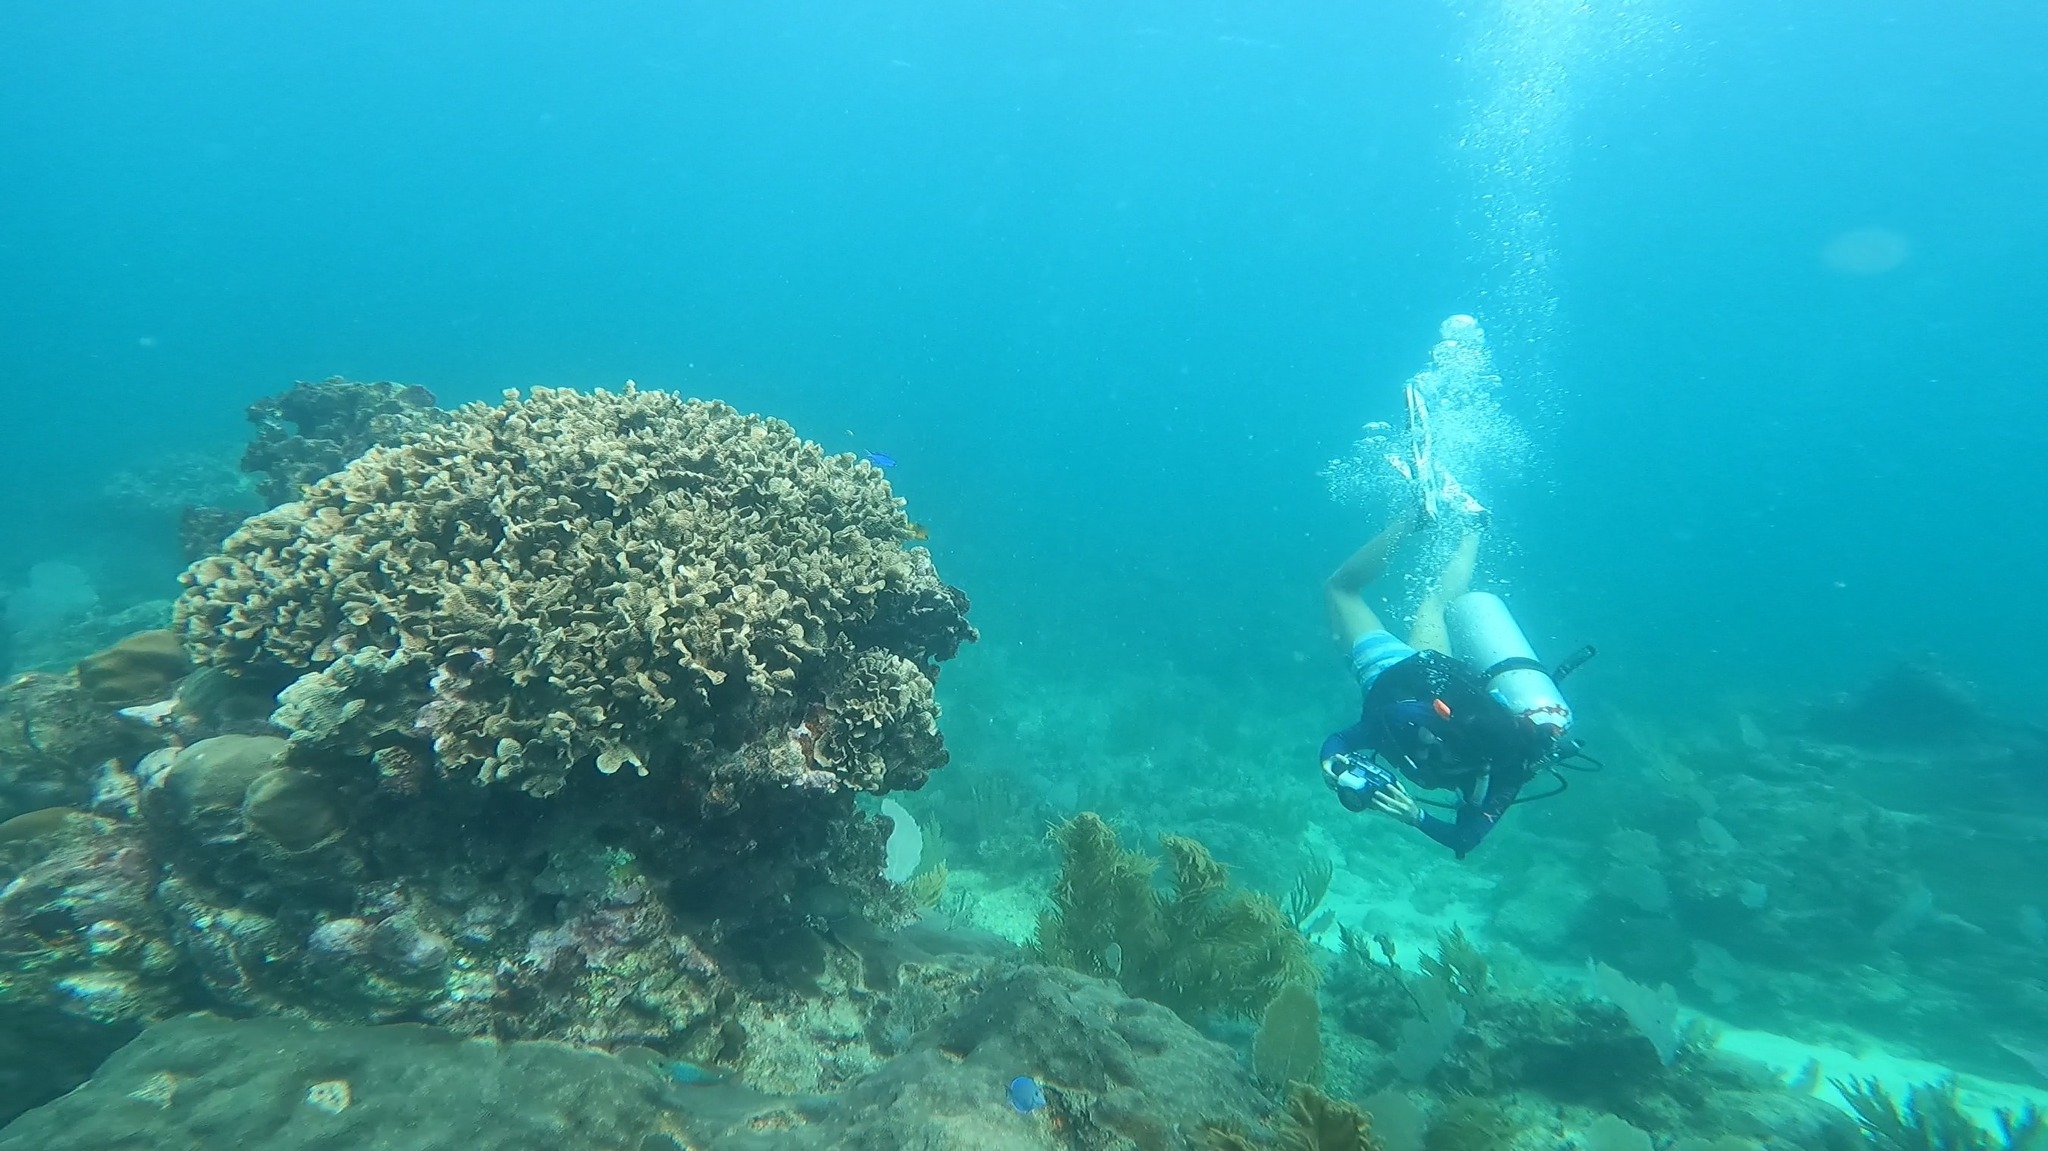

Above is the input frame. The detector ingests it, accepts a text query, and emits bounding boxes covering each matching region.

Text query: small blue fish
[862,451,897,469]
[1008,1075,1047,1114]
[664,1060,732,1086]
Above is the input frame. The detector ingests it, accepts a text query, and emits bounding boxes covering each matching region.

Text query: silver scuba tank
[1445,591,1573,738]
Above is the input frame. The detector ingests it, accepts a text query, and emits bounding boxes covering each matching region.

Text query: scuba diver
[1319,475,1589,857]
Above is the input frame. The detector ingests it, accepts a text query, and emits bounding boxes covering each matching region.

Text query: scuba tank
[1445,592,1573,739]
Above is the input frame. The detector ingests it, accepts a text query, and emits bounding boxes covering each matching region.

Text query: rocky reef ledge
[0,964,1268,1151]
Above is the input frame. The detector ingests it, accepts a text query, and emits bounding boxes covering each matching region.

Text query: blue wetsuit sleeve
[1416,771,1524,858]
[1321,722,1373,761]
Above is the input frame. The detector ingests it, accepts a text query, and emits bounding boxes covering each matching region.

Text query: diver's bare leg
[1407,528,1481,654]
[1325,514,1419,647]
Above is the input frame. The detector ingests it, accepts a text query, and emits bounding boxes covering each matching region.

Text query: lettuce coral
[176,385,974,798]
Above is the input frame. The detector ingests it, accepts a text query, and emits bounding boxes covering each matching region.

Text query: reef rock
[1802,658,2039,750]
[1,962,1268,1151]
[673,964,1271,1149]
[0,1012,687,1151]
[0,670,165,818]
[0,811,186,1125]
[0,385,981,1119]
[73,629,192,709]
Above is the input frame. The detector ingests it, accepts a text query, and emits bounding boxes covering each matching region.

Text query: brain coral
[175,385,973,798]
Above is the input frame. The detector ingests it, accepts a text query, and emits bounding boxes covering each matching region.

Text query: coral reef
[1207,1086,1380,1151]
[1495,698,2048,1076]
[1033,812,1315,1021]
[0,664,167,819]
[0,811,180,1125]
[163,378,443,561]
[669,964,1271,1150]
[863,655,2013,1150]
[240,376,444,506]
[2,385,977,1123]
[1803,661,2023,750]
[0,771,1003,1121]
[179,384,972,798]
[176,505,253,563]
[98,450,257,521]
[1420,1096,1515,1151]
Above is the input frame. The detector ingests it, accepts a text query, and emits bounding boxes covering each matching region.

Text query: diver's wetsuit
[1334,631,1533,859]
[1416,765,1525,858]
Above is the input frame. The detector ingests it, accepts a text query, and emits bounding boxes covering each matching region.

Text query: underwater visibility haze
[0,2,2044,1148]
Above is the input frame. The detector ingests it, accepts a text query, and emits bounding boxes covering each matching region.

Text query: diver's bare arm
[1323,514,1418,647]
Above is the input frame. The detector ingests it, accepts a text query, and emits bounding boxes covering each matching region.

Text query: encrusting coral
[178,384,974,799]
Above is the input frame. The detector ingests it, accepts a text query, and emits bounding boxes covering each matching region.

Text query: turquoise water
[7,0,2039,707]
[3,1,2045,1143]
